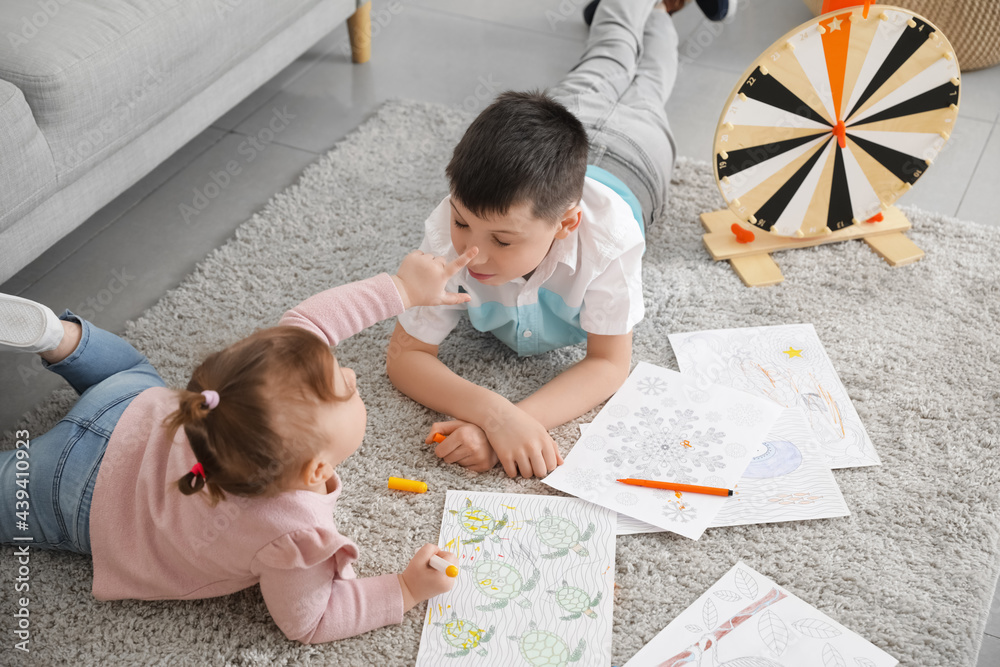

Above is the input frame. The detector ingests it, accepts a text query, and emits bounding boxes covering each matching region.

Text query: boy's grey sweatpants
[549,0,679,229]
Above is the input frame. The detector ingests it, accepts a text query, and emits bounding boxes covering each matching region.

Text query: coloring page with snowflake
[582,409,849,533]
[623,561,898,667]
[668,324,879,468]
[544,362,783,540]
[415,491,616,667]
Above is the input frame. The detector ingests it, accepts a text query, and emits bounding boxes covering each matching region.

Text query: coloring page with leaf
[545,362,783,540]
[415,491,617,667]
[582,409,850,534]
[669,324,879,468]
[623,561,898,667]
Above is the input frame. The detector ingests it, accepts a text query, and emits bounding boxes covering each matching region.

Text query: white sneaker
[0,294,64,354]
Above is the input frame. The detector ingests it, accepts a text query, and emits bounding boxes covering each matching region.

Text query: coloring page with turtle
[623,562,898,667]
[580,409,849,534]
[415,491,617,667]
[544,362,783,540]
[668,323,880,469]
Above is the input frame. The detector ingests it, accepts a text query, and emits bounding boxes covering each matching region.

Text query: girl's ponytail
[168,389,220,498]
[163,326,340,504]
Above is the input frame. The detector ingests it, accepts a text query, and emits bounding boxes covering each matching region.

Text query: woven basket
[802,0,1000,70]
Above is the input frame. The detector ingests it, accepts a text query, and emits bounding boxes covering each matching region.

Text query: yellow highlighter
[429,554,458,577]
[388,476,427,493]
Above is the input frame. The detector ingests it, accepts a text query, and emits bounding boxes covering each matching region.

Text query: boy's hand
[427,420,500,473]
[398,544,458,612]
[481,403,564,479]
[392,247,478,309]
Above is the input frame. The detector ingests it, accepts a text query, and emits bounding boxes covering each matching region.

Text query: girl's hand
[481,402,563,479]
[398,544,458,612]
[392,247,479,309]
[427,420,500,473]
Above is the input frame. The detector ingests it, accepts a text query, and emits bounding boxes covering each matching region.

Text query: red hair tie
[190,462,205,479]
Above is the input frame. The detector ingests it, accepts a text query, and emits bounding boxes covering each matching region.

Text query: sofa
[0,0,372,284]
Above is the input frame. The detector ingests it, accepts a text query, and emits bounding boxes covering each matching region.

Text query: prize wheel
[714,4,960,238]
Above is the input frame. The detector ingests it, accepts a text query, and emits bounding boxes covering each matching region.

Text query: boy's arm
[515,331,633,430]
[386,322,561,478]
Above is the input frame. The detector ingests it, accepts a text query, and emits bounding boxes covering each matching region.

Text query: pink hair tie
[190,462,205,479]
[201,390,220,410]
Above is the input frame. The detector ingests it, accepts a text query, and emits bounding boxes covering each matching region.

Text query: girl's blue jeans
[0,312,164,554]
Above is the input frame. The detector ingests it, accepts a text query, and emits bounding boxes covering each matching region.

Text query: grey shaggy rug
[3,99,1000,667]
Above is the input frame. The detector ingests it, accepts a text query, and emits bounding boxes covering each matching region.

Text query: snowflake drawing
[615,492,638,506]
[606,404,630,418]
[566,467,607,492]
[636,376,668,396]
[603,407,728,482]
[663,502,698,523]
[706,411,722,423]
[659,395,679,409]
[728,403,762,427]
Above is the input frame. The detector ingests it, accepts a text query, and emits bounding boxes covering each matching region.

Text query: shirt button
[523,330,533,338]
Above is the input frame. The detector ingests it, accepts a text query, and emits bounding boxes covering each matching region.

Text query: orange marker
[432,433,447,443]
[388,476,428,493]
[617,478,733,497]
[429,554,459,577]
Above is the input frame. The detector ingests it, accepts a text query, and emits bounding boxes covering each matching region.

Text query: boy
[387,0,718,478]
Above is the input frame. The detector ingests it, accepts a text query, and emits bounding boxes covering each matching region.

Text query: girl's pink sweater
[88,274,406,644]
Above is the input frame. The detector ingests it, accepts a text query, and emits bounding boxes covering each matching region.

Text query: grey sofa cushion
[0,0,320,191]
[0,79,56,235]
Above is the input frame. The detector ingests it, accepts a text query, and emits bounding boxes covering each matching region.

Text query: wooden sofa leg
[347,1,372,64]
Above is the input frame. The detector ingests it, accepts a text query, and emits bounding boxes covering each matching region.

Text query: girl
[0,246,477,643]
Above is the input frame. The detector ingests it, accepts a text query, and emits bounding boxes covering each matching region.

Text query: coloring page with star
[544,362,782,540]
[669,324,879,468]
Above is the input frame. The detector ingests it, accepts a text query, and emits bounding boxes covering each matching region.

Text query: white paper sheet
[712,408,849,527]
[669,324,880,468]
[584,409,850,534]
[624,561,898,667]
[545,362,783,540]
[415,491,617,667]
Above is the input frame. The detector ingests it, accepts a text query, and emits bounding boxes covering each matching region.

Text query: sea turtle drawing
[508,622,585,667]
[434,612,494,658]
[466,555,540,611]
[547,581,602,620]
[449,498,508,545]
[526,507,594,559]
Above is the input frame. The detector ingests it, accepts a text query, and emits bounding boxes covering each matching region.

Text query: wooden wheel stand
[700,206,925,287]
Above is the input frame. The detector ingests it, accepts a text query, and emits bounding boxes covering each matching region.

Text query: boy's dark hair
[446,90,589,222]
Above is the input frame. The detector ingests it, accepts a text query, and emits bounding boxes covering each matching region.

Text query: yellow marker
[430,554,459,577]
[388,476,428,493]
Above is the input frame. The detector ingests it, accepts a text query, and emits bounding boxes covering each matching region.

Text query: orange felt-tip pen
[617,478,733,497]
[429,554,459,577]
[388,476,428,493]
[431,433,447,443]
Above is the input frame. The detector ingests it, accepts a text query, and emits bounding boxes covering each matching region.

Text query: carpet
[4,99,1000,667]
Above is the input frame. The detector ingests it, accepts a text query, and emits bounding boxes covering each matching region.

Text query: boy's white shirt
[398,177,644,356]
